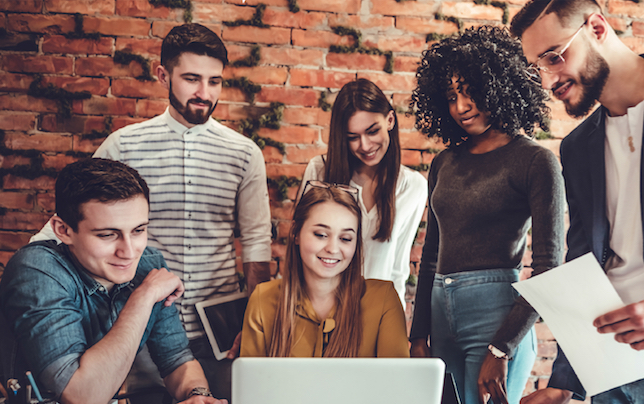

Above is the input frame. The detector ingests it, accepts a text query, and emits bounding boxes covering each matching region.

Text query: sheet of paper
[513,253,644,396]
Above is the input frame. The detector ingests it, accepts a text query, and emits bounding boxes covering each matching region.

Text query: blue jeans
[593,379,644,404]
[430,269,536,404]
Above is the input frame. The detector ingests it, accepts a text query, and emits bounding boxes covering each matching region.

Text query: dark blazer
[551,104,644,399]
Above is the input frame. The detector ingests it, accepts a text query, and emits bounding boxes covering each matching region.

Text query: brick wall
[2,0,644,400]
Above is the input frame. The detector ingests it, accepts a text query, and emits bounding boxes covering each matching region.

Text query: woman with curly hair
[409,26,565,404]
[297,79,427,307]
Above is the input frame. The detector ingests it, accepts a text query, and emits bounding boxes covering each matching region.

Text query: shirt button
[187,180,192,185]
[445,278,453,285]
[188,244,192,250]
[99,286,105,292]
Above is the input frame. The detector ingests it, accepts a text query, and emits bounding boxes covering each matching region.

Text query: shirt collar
[162,107,215,136]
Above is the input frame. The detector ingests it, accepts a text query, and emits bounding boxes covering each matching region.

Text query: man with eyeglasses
[511,1,644,403]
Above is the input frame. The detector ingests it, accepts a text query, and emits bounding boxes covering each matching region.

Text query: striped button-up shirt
[94,109,272,339]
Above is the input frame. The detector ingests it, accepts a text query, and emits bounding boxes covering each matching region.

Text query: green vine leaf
[27,74,91,118]
[224,3,269,28]
[267,175,301,201]
[64,13,101,40]
[223,77,261,103]
[114,51,154,82]
[239,102,286,154]
[318,91,332,112]
[288,0,300,12]
[329,26,395,74]
[230,45,261,68]
[148,0,193,22]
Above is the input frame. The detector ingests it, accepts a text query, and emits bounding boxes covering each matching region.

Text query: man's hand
[594,300,644,350]
[477,352,508,404]
[226,332,242,359]
[520,387,573,404]
[409,338,430,358]
[139,268,185,307]
[178,395,228,404]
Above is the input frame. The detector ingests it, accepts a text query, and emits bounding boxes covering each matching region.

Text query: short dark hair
[161,23,228,72]
[55,158,150,231]
[411,26,550,149]
[511,0,602,38]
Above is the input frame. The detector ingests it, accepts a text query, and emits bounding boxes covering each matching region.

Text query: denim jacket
[0,241,194,399]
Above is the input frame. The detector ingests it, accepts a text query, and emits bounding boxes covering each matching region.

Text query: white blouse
[299,155,428,305]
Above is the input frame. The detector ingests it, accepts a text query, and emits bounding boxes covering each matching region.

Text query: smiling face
[521,13,609,118]
[58,195,150,291]
[447,76,492,136]
[158,52,224,127]
[346,110,394,168]
[296,201,359,288]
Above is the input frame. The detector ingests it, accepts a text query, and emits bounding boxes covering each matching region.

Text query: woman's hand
[409,338,431,357]
[477,352,509,404]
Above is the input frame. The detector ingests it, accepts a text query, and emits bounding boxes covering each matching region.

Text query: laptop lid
[232,357,445,404]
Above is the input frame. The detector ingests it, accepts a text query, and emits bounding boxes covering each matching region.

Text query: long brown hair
[268,187,366,357]
[325,79,401,242]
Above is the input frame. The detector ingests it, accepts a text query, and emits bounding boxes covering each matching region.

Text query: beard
[564,46,610,118]
[168,81,217,125]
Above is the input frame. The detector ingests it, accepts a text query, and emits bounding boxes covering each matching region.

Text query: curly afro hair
[411,25,550,149]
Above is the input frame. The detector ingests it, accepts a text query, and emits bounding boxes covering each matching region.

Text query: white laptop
[232,357,445,404]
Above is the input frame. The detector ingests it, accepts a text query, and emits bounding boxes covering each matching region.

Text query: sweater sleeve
[376,282,411,358]
[409,154,440,341]
[490,147,565,357]
[240,284,268,357]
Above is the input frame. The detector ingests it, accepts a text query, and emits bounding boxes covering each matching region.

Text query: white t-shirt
[604,100,644,304]
[299,155,428,306]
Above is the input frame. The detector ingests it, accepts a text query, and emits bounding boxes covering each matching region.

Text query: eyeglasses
[525,21,587,84]
[301,180,358,199]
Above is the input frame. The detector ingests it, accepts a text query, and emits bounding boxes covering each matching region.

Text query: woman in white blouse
[298,78,427,305]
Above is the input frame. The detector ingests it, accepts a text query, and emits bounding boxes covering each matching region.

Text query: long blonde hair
[268,187,366,357]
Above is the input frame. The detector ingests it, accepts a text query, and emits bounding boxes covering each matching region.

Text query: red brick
[0,192,34,210]
[73,96,137,116]
[328,14,395,30]
[3,175,56,191]
[263,8,326,29]
[282,107,329,126]
[396,16,459,34]
[258,125,318,144]
[224,66,288,85]
[150,20,223,39]
[284,145,326,163]
[72,136,106,154]
[36,193,55,211]
[608,1,644,18]
[265,163,306,178]
[0,250,14,267]
[116,37,163,58]
[83,16,151,37]
[262,145,283,164]
[257,87,319,107]
[401,149,421,166]
[225,0,289,6]
[260,47,324,67]
[4,132,72,152]
[136,98,167,118]
[270,199,295,220]
[40,114,107,133]
[326,52,388,73]
[537,341,558,358]
[400,130,440,150]
[410,244,423,262]
[633,21,644,37]
[371,0,438,16]
[223,26,290,45]
[0,155,31,169]
[76,57,146,78]
[0,54,73,75]
[271,241,287,260]
[290,69,355,89]
[41,153,77,170]
[110,116,147,131]
[0,0,42,12]
[220,87,247,103]
[422,151,437,164]
[623,37,644,56]
[214,103,249,121]
[606,17,627,33]
[374,35,427,53]
[292,28,355,48]
[297,0,359,13]
[0,212,50,231]
[357,72,416,92]
[42,35,114,55]
[44,0,115,14]
[191,3,255,24]
[42,76,110,96]
[393,56,420,73]
[275,220,292,238]
[398,113,416,131]
[0,72,34,92]
[535,321,555,341]
[531,358,554,377]
[442,2,504,20]
[112,78,167,99]
[0,114,36,131]
[115,0,176,18]
[7,13,74,34]
[0,231,32,251]
[0,94,58,113]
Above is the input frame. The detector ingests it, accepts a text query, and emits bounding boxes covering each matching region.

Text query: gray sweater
[410,136,565,356]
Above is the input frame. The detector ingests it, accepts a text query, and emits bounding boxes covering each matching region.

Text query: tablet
[195,291,248,360]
